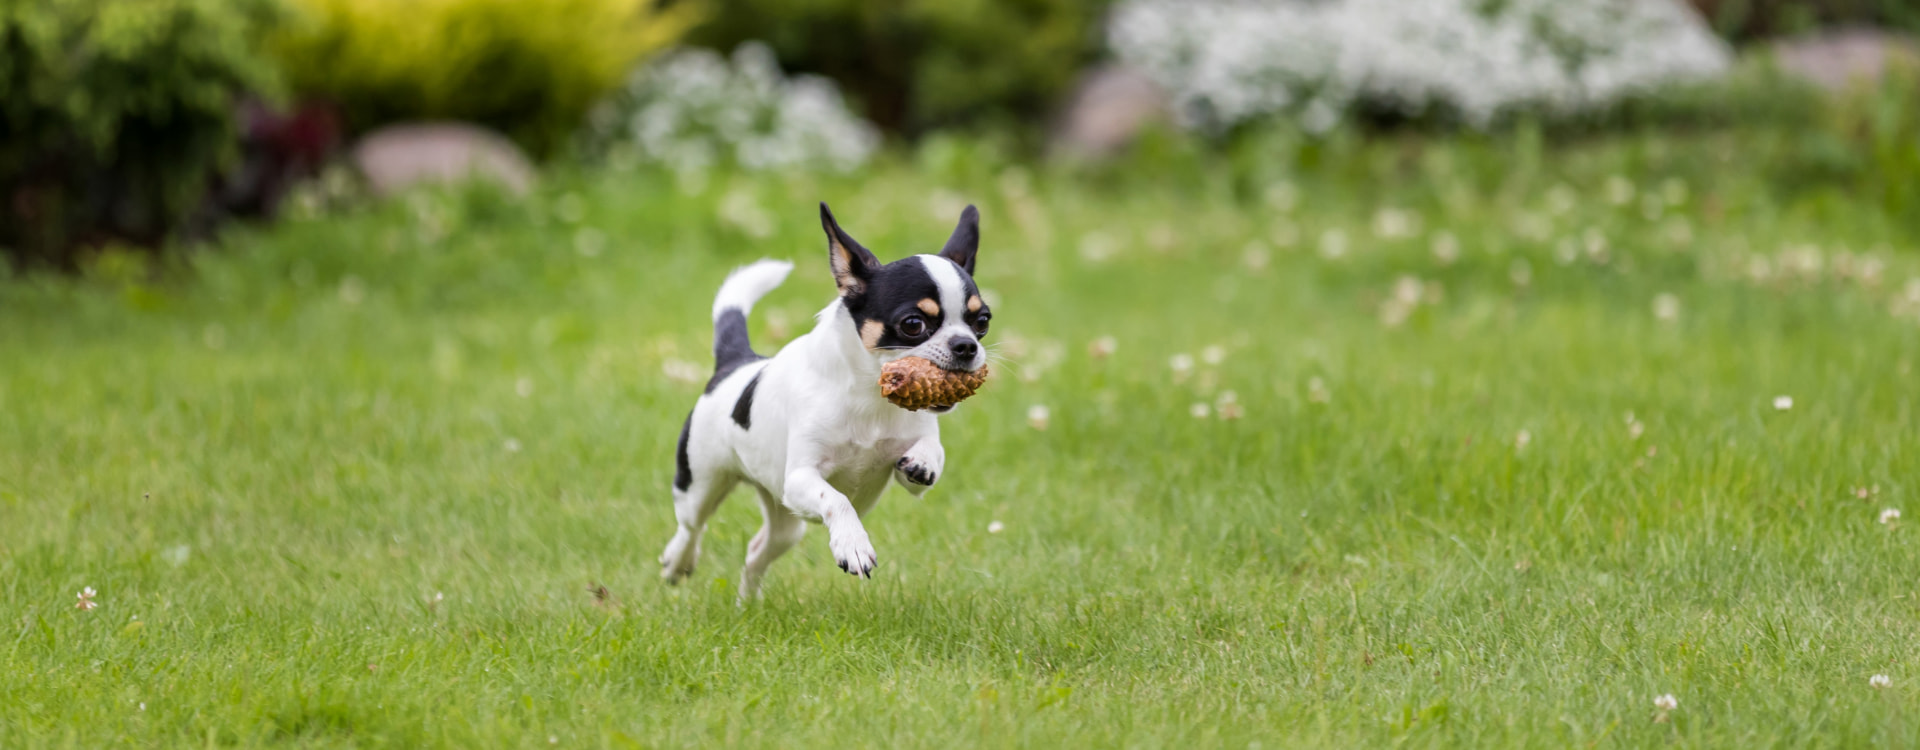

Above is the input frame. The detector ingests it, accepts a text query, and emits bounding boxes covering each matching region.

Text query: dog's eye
[971,314,990,337]
[899,316,927,338]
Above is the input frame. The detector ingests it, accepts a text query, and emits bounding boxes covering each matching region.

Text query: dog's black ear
[821,202,879,295]
[938,205,979,275]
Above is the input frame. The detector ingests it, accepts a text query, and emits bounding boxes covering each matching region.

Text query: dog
[659,202,991,599]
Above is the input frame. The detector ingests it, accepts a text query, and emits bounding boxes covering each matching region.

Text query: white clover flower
[1372,208,1419,239]
[1265,181,1300,212]
[1872,674,1892,689]
[1307,377,1331,404]
[987,520,1005,534]
[1027,404,1051,431]
[1654,693,1678,711]
[76,586,98,611]
[1431,232,1461,265]
[1605,176,1637,206]
[1653,293,1680,321]
[1546,184,1578,215]
[1773,395,1794,411]
[1509,259,1533,287]
[662,359,704,384]
[1190,402,1212,419]
[1515,429,1532,451]
[1088,336,1118,360]
[1662,178,1690,206]
[718,187,775,239]
[1215,390,1243,421]
[1170,354,1196,381]
[338,276,367,305]
[1242,242,1272,272]
[1318,229,1349,260]
[1202,345,1227,366]
[1881,508,1901,526]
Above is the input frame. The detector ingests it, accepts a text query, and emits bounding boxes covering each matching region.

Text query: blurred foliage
[575,44,881,174]
[0,0,284,268]
[1689,0,1920,40]
[1775,63,1920,233]
[1539,56,1827,135]
[693,0,1113,136]
[270,0,700,156]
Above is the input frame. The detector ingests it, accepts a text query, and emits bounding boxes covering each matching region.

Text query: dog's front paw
[896,455,938,486]
[828,527,878,578]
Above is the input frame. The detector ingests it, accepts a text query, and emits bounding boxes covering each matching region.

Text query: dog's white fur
[660,255,980,599]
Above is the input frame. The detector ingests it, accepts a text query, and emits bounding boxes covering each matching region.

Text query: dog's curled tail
[711,259,794,368]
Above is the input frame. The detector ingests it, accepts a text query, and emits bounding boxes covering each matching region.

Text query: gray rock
[1767,28,1920,92]
[1051,65,1172,160]
[350,122,536,197]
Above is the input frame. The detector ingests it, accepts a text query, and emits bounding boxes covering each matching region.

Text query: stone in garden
[350,122,536,197]
[1050,65,1171,159]
[1767,28,1920,92]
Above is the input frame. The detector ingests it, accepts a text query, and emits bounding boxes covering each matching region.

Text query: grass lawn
[4,131,1920,747]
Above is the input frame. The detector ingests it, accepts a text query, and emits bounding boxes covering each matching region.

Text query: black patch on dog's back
[731,370,762,429]
[673,411,693,491]
[708,308,764,393]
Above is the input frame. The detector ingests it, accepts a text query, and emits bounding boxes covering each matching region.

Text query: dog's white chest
[817,424,916,510]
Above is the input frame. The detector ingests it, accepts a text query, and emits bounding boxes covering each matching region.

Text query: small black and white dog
[661,202,991,598]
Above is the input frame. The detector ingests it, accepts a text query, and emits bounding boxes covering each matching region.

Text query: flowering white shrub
[1109,0,1733,132]
[582,43,881,173]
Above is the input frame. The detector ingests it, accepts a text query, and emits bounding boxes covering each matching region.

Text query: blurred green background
[5,0,1920,267]
[5,1,1920,747]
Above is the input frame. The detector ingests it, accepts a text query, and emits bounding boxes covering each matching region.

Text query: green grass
[4,131,1920,747]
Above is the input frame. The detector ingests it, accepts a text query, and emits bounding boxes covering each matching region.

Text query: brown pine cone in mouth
[879,356,989,411]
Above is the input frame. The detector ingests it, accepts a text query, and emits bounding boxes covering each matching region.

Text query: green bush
[1689,0,1920,40]
[1,0,283,268]
[693,0,1113,136]
[1538,56,1826,136]
[1775,63,1920,234]
[271,0,699,156]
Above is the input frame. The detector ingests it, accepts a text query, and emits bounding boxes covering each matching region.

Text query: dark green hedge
[1691,0,1920,41]
[1,0,283,268]
[693,0,1114,136]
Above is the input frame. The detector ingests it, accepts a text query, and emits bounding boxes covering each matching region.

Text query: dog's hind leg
[739,486,806,600]
[661,414,738,583]
[660,472,736,584]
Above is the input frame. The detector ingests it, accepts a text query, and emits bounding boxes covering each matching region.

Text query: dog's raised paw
[829,529,878,578]
[896,455,938,486]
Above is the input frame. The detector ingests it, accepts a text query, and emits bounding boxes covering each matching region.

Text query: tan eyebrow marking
[967,295,982,313]
[916,298,940,317]
[860,320,885,350]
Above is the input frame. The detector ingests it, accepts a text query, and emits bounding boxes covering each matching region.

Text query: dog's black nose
[949,338,979,360]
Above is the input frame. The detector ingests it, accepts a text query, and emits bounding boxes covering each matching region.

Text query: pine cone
[879,357,989,411]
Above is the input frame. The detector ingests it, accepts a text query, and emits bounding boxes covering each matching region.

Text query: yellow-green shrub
[272,0,698,155]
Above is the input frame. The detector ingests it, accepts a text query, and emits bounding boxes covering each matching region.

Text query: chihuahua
[660,203,990,598]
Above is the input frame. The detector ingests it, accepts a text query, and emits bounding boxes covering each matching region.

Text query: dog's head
[819,202,990,376]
